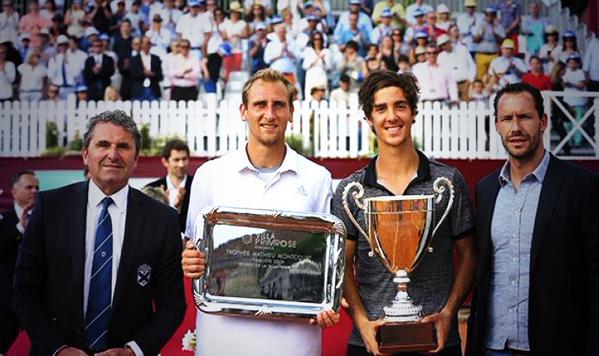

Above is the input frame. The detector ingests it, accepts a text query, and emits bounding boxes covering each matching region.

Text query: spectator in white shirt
[47,35,81,99]
[437,34,476,101]
[175,0,211,59]
[404,0,433,26]
[18,50,47,101]
[330,73,352,102]
[369,8,393,45]
[145,14,172,61]
[221,1,248,78]
[539,25,561,75]
[302,31,331,98]
[583,37,599,92]
[168,38,201,101]
[456,0,483,56]
[0,43,15,101]
[412,43,458,103]
[0,0,19,46]
[264,24,299,84]
[488,38,528,89]
[436,3,451,31]
[64,0,86,38]
[125,0,145,36]
[149,0,182,35]
[562,53,587,147]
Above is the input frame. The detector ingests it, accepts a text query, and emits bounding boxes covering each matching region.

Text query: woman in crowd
[558,30,581,64]
[379,36,398,72]
[246,2,267,37]
[302,31,331,98]
[539,25,561,74]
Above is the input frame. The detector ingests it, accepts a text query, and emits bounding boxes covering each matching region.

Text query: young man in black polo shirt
[331,70,477,355]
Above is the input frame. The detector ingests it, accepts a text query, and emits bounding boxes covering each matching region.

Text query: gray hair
[83,110,141,154]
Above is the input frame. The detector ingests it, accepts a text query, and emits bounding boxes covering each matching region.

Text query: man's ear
[240,103,247,121]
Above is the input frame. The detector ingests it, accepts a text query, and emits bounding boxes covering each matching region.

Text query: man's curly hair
[358,70,421,120]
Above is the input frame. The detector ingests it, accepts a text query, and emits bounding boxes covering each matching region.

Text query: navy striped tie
[85,197,114,350]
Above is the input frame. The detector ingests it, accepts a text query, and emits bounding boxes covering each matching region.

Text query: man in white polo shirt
[181,68,340,355]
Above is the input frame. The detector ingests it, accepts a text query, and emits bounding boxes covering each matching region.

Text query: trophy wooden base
[376,320,437,353]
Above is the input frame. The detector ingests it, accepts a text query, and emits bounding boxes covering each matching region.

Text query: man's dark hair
[345,40,359,52]
[493,82,544,122]
[161,139,190,159]
[11,170,36,187]
[340,74,351,83]
[358,70,420,119]
[83,110,141,154]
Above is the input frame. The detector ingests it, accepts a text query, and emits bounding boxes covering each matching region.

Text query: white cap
[84,27,99,37]
[437,34,450,46]
[437,4,449,13]
[56,34,69,45]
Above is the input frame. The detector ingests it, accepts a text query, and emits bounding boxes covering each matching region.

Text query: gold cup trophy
[342,177,454,353]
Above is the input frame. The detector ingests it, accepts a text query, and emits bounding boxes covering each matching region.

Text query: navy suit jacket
[0,208,20,314]
[13,181,186,355]
[466,155,599,356]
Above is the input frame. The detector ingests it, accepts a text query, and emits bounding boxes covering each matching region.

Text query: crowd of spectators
[0,0,598,108]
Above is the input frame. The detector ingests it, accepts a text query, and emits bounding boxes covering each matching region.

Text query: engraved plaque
[192,207,346,319]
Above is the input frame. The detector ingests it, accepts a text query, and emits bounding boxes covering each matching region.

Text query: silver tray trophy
[191,206,346,319]
[342,177,454,352]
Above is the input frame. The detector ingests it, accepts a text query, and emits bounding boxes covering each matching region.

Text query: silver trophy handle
[431,177,455,238]
[342,182,378,257]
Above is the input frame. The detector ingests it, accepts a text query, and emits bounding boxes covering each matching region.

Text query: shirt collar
[88,179,129,213]
[234,144,299,175]
[14,202,24,219]
[166,174,187,190]
[498,150,551,186]
[363,150,431,189]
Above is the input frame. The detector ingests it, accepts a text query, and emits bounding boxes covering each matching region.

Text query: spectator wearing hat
[583,37,599,92]
[150,0,182,35]
[521,2,548,57]
[562,52,587,147]
[175,0,211,60]
[412,42,458,104]
[18,33,31,62]
[263,24,299,84]
[266,15,283,41]
[84,39,115,101]
[408,30,428,64]
[413,42,427,63]
[18,49,47,101]
[75,83,88,103]
[243,0,271,16]
[329,73,352,102]
[81,26,99,52]
[436,4,451,31]
[129,36,163,100]
[539,25,561,74]
[302,31,331,98]
[334,0,373,42]
[558,30,581,65]
[369,8,393,45]
[405,0,433,26]
[496,0,521,52]
[18,1,52,48]
[296,4,328,38]
[488,38,528,89]
[522,55,551,91]
[221,1,248,78]
[168,38,201,100]
[309,83,327,101]
[296,11,327,50]
[456,0,483,57]
[438,34,476,100]
[472,5,505,80]
[64,0,86,38]
[146,13,173,61]
[371,0,404,28]
[0,43,15,101]
[422,8,447,40]
[404,8,427,44]
[47,34,81,99]
[334,11,368,56]
[248,21,268,74]
[0,0,19,46]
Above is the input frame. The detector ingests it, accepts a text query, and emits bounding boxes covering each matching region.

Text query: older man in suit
[0,171,39,354]
[13,111,186,355]
[466,82,599,356]
[129,36,163,101]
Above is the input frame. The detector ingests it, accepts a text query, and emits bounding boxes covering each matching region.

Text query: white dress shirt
[165,174,187,209]
[185,146,333,356]
[18,63,47,91]
[438,43,476,83]
[412,61,458,102]
[47,52,82,87]
[583,38,599,82]
[0,61,16,99]
[175,12,211,48]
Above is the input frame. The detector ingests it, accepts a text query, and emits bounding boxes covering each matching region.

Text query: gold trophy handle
[431,177,455,238]
[342,182,376,256]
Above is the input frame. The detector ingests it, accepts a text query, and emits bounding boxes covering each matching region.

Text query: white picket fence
[0,93,597,159]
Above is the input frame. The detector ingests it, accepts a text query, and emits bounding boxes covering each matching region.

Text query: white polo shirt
[185,145,333,356]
